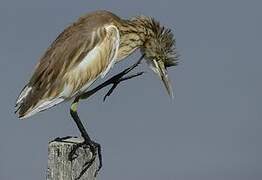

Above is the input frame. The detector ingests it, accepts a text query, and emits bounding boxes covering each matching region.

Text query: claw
[54,136,73,142]
[103,71,144,102]
[68,140,102,179]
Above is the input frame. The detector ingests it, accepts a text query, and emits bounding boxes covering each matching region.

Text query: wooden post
[47,137,98,180]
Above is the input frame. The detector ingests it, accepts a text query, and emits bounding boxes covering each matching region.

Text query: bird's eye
[155,57,161,62]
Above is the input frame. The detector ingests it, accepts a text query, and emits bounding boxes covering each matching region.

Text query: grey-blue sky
[0,0,261,180]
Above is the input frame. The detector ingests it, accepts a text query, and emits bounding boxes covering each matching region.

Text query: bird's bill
[151,59,174,99]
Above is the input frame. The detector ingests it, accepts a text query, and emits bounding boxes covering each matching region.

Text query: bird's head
[139,17,178,98]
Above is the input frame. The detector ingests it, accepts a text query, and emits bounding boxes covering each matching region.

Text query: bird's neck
[115,18,150,61]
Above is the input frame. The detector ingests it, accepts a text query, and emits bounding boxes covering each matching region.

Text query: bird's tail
[15,85,64,119]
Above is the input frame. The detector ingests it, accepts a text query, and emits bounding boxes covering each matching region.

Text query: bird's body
[15,10,178,176]
[16,10,177,119]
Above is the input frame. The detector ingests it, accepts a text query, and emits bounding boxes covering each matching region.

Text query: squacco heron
[15,10,178,176]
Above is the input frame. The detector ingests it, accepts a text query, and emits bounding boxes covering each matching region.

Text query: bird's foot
[68,140,102,178]
[103,71,144,101]
[79,55,145,101]
[54,136,74,142]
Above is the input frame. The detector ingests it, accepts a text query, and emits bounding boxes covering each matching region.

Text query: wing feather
[16,21,120,118]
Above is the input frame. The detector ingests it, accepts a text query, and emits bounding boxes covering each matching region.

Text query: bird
[15,10,178,175]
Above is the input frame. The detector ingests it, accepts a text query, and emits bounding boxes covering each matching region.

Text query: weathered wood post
[47,137,98,180]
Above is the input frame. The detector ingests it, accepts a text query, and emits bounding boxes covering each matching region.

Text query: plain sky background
[0,0,261,180]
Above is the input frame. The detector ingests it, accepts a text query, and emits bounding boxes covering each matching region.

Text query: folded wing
[16,24,120,119]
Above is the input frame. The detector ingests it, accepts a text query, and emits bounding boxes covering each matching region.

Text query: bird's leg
[69,97,102,177]
[70,98,92,143]
[67,54,145,177]
[102,55,146,101]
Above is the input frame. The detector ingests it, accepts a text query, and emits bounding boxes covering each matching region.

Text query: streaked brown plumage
[15,10,178,118]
